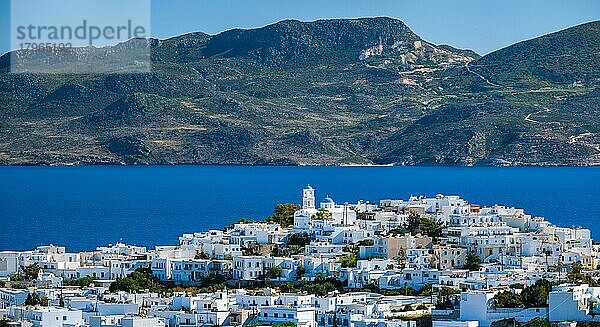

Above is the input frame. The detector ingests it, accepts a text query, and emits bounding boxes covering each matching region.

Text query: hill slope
[0,18,598,166]
[469,21,600,88]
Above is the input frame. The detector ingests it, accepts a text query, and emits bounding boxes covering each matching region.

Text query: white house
[7,306,83,327]
[548,284,600,322]
[0,288,29,309]
[90,316,166,327]
[233,256,263,280]
[258,306,316,327]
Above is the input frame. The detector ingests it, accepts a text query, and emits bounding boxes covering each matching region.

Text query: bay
[0,166,598,252]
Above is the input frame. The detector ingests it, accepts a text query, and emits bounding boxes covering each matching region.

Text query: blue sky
[1,0,599,55]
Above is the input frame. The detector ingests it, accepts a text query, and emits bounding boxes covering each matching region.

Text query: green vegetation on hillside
[0,19,598,166]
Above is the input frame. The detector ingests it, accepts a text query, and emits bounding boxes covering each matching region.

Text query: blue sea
[0,166,599,252]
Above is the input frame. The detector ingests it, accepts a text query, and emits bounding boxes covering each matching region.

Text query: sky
[1,0,599,55]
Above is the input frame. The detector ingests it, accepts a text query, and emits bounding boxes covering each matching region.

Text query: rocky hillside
[0,18,598,166]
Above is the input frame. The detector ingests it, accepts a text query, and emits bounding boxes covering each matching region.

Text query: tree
[296,265,305,279]
[464,252,482,271]
[338,253,358,268]
[109,268,163,293]
[406,212,444,239]
[266,204,301,227]
[357,239,374,246]
[272,322,297,327]
[387,228,407,236]
[23,263,41,280]
[280,282,296,293]
[418,283,433,296]
[288,233,310,246]
[195,251,209,259]
[64,276,95,287]
[526,318,550,327]
[314,209,333,221]
[493,291,523,308]
[572,261,584,274]
[296,276,343,296]
[25,293,42,306]
[268,266,282,279]
[521,279,553,308]
[568,270,600,287]
[436,287,460,310]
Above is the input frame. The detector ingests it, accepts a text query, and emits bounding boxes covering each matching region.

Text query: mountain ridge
[0,17,599,166]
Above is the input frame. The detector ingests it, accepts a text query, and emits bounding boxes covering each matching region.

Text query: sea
[0,166,599,252]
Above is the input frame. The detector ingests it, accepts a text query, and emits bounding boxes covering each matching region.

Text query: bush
[526,317,550,327]
[338,253,358,268]
[493,291,523,308]
[25,293,46,306]
[64,276,95,287]
[109,268,163,293]
[194,252,209,259]
[266,204,301,227]
[288,233,310,246]
[494,279,554,309]
[436,287,460,310]
[268,266,282,279]
[464,252,482,271]
[418,283,433,296]
[23,264,41,280]
[357,239,374,246]
[521,279,553,308]
[280,282,297,293]
[406,213,444,239]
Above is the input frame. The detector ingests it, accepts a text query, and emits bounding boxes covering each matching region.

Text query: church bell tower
[302,185,315,210]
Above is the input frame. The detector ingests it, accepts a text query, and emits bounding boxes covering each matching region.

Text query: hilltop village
[1,186,599,327]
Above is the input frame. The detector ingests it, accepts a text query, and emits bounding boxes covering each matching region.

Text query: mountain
[0,18,598,166]
[469,21,600,88]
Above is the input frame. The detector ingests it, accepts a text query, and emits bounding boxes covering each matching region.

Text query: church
[292,185,357,232]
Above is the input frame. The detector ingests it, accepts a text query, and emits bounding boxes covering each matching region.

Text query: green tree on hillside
[406,212,444,239]
[338,253,358,268]
[268,266,282,279]
[314,209,333,221]
[23,264,41,280]
[493,291,523,308]
[266,204,301,227]
[525,318,550,327]
[288,233,310,246]
[464,252,482,271]
[436,287,460,310]
[109,268,163,293]
[25,293,43,306]
[64,276,95,287]
[521,279,553,308]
